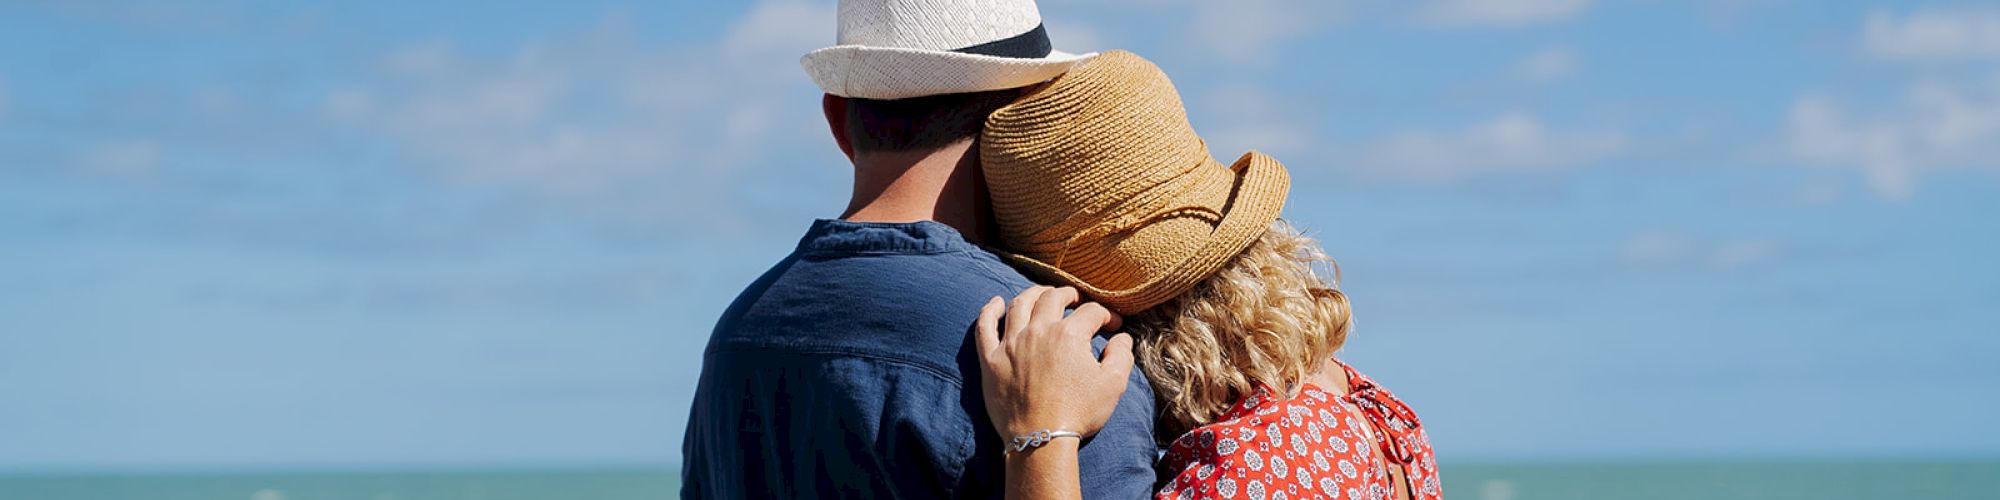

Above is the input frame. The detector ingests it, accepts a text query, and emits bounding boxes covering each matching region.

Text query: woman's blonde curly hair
[1128,220,1353,441]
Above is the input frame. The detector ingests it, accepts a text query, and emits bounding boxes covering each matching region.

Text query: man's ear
[822,93,855,160]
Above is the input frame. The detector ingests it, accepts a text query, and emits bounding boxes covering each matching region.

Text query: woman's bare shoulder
[1303,357,1351,396]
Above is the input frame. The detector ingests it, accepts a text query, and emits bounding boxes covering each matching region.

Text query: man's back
[681,220,1159,499]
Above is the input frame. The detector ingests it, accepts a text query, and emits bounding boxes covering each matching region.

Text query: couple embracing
[682,1,1441,498]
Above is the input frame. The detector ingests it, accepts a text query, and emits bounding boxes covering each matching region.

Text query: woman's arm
[975,286,1136,500]
[1004,438,1082,500]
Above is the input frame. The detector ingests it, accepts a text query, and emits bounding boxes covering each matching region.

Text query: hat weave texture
[981,50,1291,314]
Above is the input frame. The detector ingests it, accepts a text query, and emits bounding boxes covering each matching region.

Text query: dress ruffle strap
[1342,361,1425,465]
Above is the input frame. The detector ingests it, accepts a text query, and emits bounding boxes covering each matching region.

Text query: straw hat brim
[802,45,1097,100]
[993,150,1290,314]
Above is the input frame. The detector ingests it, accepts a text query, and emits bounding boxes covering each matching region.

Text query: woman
[971,51,1442,500]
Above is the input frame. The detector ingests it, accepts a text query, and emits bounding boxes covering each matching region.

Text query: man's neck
[840,141,993,243]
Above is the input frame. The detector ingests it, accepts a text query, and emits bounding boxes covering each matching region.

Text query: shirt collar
[796,219,979,255]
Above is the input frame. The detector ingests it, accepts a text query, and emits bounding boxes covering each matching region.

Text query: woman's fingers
[1005,286,1048,341]
[975,286,1138,443]
[1062,302,1121,338]
[1076,332,1136,438]
[975,296,1004,365]
[1031,286,1081,327]
[1100,332,1136,377]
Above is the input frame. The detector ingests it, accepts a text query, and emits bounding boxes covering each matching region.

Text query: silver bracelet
[1008,429,1082,453]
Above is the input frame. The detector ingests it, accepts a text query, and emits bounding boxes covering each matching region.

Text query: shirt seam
[706,344,966,388]
[794,247,964,257]
[962,247,1030,289]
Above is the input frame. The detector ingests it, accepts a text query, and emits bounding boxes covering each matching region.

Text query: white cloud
[1863,7,2000,61]
[321,87,371,120]
[36,1,243,32]
[1044,20,1105,54]
[720,0,835,60]
[1786,76,2000,199]
[327,40,632,194]
[77,141,159,178]
[1620,231,1695,265]
[1710,240,1781,269]
[1357,112,1626,180]
[1423,0,1592,26]
[1195,83,1312,159]
[1621,231,1780,270]
[1050,0,1340,65]
[1698,0,1790,27]
[1787,182,1843,206]
[1515,47,1578,82]
[1190,0,1344,64]
[322,1,836,221]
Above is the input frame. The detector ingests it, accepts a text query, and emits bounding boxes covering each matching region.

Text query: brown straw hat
[981,50,1291,315]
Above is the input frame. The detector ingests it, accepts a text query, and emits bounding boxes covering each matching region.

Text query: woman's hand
[975,286,1137,440]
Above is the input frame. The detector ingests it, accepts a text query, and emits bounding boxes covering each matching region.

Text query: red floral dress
[1156,362,1441,500]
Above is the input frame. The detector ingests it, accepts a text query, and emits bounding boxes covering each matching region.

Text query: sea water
[3,461,1996,500]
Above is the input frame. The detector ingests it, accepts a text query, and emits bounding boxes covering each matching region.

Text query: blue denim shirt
[682,219,1159,499]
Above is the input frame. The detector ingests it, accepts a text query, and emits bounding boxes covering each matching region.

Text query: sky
[1,0,1997,472]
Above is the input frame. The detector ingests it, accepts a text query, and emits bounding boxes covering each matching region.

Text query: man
[680,0,1160,498]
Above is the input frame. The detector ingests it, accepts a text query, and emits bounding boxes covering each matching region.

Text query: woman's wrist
[1004,428,1083,454]
[1000,413,1084,438]
[1001,437,1082,500]
[1003,435,1080,463]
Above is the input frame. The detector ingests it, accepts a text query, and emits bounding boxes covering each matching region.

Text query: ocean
[2,461,1996,500]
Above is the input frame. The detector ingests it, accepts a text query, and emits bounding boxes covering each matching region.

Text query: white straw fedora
[801,0,1096,100]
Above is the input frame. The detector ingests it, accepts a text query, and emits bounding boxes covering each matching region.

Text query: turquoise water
[0,470,677,500]
[1442,461,2000,500]
[3,461,1996,499]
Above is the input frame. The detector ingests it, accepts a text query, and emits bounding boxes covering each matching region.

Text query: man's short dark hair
[845,89,1022,153]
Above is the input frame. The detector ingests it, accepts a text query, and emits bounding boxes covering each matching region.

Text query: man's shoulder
[865,242,1035,290]
[765,243,1032,309]
[705,245,1033,364]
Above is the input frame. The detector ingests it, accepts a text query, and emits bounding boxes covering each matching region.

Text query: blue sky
[1,0,1997,471]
